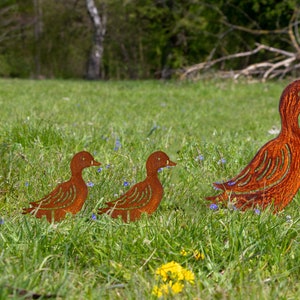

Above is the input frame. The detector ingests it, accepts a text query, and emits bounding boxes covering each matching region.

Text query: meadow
[0,78,299,299]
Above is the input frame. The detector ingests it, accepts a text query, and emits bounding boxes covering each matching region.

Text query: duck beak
[91,160,101,166]
[167,159,177,167]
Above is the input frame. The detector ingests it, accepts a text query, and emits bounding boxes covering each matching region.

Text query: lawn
[0,78,299,299]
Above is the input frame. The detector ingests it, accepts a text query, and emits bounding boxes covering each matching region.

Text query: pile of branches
[181,9,300,81]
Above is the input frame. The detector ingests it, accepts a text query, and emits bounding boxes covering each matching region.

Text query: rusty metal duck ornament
[207,79,300,212]
[98,151,176,222]
[23,151,101,222]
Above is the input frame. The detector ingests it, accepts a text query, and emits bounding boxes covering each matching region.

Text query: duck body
[207,80,300,211]
[98,151,176,222]
[23,151,101,222]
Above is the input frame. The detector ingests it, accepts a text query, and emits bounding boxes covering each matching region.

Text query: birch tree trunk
[33,0,43,78]
[86,0,106,80]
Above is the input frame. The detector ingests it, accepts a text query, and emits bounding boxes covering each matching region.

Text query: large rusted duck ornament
[23,151,101,222]
[98,151,176,222]
[207,80,300,212]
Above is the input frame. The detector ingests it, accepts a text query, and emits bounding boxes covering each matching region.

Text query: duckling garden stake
[98,151,176,222]
[207,79,300,212]
[23,151,101,222]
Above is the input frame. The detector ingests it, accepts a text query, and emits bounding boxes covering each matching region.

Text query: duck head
[70,151,101,175]
[146,151,176,176]
[279,79,300,134]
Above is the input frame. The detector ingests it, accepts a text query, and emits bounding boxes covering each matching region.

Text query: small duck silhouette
[23,151,101,222]
[98,151,176,222]
[207,79,300,212]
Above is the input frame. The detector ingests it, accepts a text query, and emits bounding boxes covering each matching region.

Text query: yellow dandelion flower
[171,281,184,294]
[193,250,205,260]
[180,249,188,256]
[152,285,163,298]
[155,261,183,282]
[153,261,195,297]
[182,269,195,284]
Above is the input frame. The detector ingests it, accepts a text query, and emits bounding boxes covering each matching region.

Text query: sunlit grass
[0,78,300,299]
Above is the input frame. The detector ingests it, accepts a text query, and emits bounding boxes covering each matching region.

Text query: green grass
[0,78,300,299]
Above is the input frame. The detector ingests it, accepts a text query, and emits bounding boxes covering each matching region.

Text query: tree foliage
[0,0,299,79]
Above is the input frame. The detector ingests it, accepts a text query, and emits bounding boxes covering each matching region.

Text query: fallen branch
[180,7,300,81]
[180,43,300,81]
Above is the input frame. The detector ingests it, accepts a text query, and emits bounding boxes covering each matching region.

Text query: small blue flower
[106,164,111,169]
[213,185,222,191]
[254,208,261,215]
[123,181,130,187]
[0,218,4,225]
[209,203,218,211]
[114,138,121,151]
[196,155,204,161]
[158,168,163,173]
[87,181,94,187]
[97,167,103,173]
[218,158,226,164]
[228,181,235,186]
[25,181,29,187]
[91,213,97,220]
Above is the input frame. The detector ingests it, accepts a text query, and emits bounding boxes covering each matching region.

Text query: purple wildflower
[209,203,219,211]
[91,213,97,220]
[97,167,103,173]
[0,218,4,225]
[106,164,111,169]
[218,158,226,164]
[228,181,235,186]
[254,208,261,215]
[123,181,130,187]
[114,138,121,151]
[87,181,95,187]
[213,185,222,191]
[25,181,29,187]
[195,155,204,161]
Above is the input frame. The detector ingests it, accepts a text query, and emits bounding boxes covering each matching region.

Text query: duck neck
[281,114,299,136]
[70,167,84,180]
[146,169,159,178]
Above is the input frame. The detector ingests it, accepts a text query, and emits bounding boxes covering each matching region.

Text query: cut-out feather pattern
[23,151,101,222]
[98,151,176,222]
[207,79,300,212]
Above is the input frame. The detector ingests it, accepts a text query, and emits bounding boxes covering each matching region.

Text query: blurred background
[0,0,299,80]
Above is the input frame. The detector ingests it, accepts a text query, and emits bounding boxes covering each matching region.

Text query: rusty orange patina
[98,151,176,222]
[23,151,101,222]
[207,80,300,212]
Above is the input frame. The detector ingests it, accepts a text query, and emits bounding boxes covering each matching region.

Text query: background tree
[86,0,106,80]
[0,0,299,80]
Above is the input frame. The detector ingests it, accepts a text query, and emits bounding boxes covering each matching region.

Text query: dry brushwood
[181,8,300,81]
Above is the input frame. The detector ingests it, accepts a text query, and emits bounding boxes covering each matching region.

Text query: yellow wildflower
[182,269,195,284]
[152,285,162,297]
[152,281,184,297]
[153,261,195,297]
[155,261,183,282]
[171,281,184,294]
[180,249,188,256]
[193,250,205,261]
